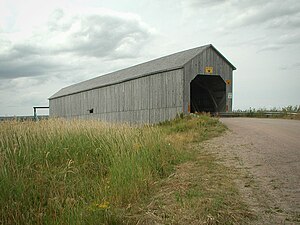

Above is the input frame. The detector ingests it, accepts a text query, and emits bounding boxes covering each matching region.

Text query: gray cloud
[182,0,300,51]
[279,62,300,71]
[256,31,300,52]
[228,0,300,29]
[0,76,55,116]
[183,0,300,29]
[0,40,77,79]
[182,0,228,8]
[0,8,154,80]
[0,61,60,79]
[46,9,153,58]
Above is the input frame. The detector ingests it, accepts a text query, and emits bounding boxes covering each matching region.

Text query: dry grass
[0,115,253,224]
[125,115,254,224]
[0,119,177,224]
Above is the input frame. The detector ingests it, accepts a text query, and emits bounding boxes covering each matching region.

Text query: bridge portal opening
[190,75,226,113]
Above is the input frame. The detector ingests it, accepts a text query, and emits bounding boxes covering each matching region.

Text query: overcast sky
[0,0,299,116]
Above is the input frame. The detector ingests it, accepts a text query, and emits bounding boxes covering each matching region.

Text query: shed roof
[49,44,235,99]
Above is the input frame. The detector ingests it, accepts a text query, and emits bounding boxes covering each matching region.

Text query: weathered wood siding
[50,69,184,123]
[183,46,233,113]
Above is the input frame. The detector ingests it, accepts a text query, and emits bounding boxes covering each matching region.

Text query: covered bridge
[49,44,236,123]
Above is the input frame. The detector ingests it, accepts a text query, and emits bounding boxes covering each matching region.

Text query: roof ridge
[49,44,212,99]
[90,44,211,80]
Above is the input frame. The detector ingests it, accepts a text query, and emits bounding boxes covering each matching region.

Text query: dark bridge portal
[190,75,226,113]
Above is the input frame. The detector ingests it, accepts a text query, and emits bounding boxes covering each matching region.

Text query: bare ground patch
[201,128,300,225]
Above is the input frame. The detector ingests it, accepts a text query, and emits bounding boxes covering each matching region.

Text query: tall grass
[0,119,176,224]
[160,114,226,144]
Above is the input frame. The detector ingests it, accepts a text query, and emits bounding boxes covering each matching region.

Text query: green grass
[0,119,177,224]
[0,115,251,224]
[159,114,226,143]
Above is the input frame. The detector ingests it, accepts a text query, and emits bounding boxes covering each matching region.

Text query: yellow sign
[205,67,213,74]
[226,80,231,85]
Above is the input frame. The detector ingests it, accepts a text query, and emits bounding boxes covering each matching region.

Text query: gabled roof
[49,44,235,99]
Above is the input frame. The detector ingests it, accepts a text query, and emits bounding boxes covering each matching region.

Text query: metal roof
[49,44,235,99]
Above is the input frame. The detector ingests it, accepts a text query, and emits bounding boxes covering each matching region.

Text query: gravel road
[202,118,300,224]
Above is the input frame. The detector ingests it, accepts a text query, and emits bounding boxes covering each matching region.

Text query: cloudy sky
[0,0,299,116]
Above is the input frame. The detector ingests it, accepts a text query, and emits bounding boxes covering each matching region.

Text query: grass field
[0,115,253,224]
[233,105,300,120]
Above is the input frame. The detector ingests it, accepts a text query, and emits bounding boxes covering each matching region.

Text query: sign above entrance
[226,80,231,85]
[205,67,213,74]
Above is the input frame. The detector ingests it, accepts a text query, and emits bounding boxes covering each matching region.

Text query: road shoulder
[201,129,300,224]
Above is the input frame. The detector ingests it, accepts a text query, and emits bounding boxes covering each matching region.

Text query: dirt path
[201,118,300,224]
